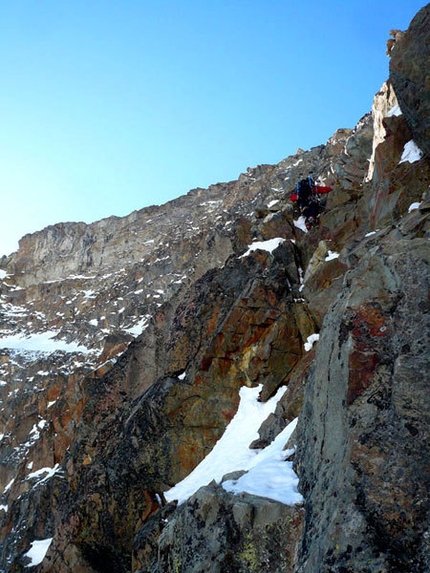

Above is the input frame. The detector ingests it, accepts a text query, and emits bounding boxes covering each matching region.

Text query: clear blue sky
[0,1,425,256]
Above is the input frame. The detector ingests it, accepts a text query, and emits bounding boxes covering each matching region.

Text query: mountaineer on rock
[290,172,332,229]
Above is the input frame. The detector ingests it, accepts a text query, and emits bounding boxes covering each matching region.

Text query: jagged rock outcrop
[390,4,430,156]
[0,5,429,573]
[295,212,430,572]
[145,484,303,573]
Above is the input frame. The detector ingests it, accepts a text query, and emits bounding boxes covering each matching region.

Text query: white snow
[399,140,423,164]
[0,270,7,279]
[325,250,339,261]
[408,202,421,212]
[240,238,285,258]
[294,216,308,233]
[124,315,151,336]
[267,200,280,208]
[223,419,302,505]
[68,274,96,280]
[83,289,96,298]
[0,331,90,354]
[304,333,319,352]
[23,538,53,567]
[27,464,61,484]
[165,385,302,506]
[3,478,15,495]
[387,103,402,117]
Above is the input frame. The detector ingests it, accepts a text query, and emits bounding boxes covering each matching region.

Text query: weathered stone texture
[1,5,429,572]
[295,219,430,572]
[142,484,303,573]
[390,4,430,155]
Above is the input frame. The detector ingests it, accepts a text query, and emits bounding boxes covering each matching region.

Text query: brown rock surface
[0,6,429,571]
[390,4,430,155]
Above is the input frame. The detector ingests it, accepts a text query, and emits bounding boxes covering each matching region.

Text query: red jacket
[290,185,332,202]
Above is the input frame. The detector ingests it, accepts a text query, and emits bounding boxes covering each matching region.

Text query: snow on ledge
[325,250,339,262]
[2,478,15,496]
[222,418,302,505]
[239,238,285,258]
[408,202,421,213]
[24,538,53,567]
[26,464,61,485]
[387,104,402,117]
[165,385,303,506]
[304,333,320,352]
[0,331,90,354]
[294,216,308,233]
[399,140,423,164]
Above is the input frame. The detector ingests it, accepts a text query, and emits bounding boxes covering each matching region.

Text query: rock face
[0,6,429,573]
[295,221,430,572]
[149,484,303,573]
[390,4,430,156]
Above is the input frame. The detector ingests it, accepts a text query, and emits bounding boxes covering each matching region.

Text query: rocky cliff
[0,5,429,572]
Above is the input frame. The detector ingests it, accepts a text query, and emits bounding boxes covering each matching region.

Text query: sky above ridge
[0,0,425,256]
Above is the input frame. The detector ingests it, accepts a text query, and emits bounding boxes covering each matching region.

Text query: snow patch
[83,290,96,298]
[387,104,402,117]
[408,202,421,213]
[399,140,423,164]
[165,385,302,506]
[3,478,15,495]
[223,419,301,505]
[294,216,308,233]
[27,464,61,484]
[23,538,53,567]
[325,250,339,261]
[0,331,90,354]
[304,333,319,352]
[124,315,151,336]
[240,238,285,258]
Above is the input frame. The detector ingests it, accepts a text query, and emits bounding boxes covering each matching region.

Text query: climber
[290,172,332,230]
[290,172,316,202]
[290,173,318,229]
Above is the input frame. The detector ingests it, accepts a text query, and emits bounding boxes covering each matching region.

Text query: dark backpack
[298,179,312,202]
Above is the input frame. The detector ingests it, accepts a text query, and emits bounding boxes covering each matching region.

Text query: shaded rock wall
[390,4,430,156]
[295,218,430,572]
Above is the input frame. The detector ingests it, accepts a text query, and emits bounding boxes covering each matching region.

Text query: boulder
[146,483,303,573]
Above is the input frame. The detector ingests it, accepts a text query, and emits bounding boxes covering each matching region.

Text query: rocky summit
[1,5,429,573]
